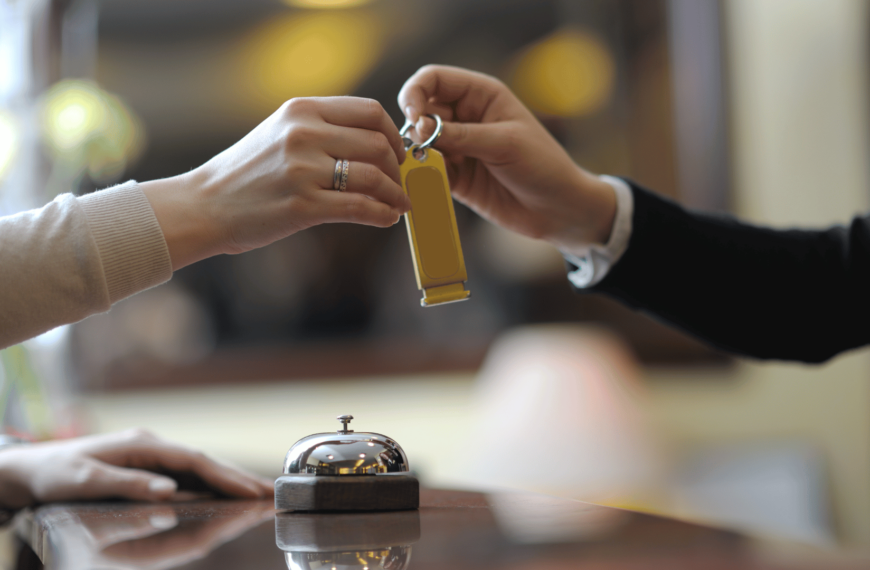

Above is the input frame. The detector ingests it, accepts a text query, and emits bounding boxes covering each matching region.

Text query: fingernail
[405,105,418,122]
[149,478,177,494]
[415,117,426,134]
[149,514,177,529]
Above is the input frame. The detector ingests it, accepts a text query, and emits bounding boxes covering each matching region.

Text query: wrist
[545,168,617,251]
[140,170,223,271]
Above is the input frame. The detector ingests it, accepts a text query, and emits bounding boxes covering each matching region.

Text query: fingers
[344,162,411,213]
[320,124,403,186]
[313,191,403,228]
[52,458,179,503]
[412,115,519,163]
[90,429,268,500]
[316,156,410,213]
[306,96,405,164]
[398,64,503,123]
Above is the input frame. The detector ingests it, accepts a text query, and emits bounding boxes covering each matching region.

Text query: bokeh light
[511,28,615,117]
[42,81,104,152]
[0,111,18,181]
[40,80,145,185]
[283,0,374,8]
[240,10,385,108]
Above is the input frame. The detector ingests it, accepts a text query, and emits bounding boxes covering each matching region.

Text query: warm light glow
[0,111,18,180]
[511,28,615,117]
[240,10,385,109]
[284,0,373,8]
[42,82,104,151]
[40,80,145,184]
[367,442,375,446]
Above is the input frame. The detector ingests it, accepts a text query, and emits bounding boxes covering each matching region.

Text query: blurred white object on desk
[460,325,664,503]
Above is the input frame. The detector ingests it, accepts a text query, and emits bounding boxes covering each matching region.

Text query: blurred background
[2,0,870,551]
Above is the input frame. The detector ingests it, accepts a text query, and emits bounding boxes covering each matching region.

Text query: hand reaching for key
[141,97,412,271]
[398,65,616,250]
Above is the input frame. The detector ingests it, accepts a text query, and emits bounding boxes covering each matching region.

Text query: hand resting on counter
[0,429,272,510]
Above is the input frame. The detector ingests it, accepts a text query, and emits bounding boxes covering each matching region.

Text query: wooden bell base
[275,474,419,512]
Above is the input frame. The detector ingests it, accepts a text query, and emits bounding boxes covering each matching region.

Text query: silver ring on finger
[339,159,349,192]
[333,159,343,190]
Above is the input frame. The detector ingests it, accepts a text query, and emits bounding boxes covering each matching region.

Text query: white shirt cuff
[561,175,634,288]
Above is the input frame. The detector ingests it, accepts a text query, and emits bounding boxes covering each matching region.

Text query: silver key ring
[400,113,443,151]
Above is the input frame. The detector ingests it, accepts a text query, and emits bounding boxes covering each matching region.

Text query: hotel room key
[399,114,471,307]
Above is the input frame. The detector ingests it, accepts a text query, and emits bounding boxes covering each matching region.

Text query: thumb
[414,115,514,163]
[78,460,178,502]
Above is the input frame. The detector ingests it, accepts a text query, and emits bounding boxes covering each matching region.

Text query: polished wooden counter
[13,489,870,570]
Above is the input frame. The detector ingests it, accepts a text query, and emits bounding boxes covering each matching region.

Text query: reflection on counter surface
[275,510,419,570]
[284,548,411,570]
[16,489,870,570]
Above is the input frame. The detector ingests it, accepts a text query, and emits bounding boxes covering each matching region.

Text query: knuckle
[283,97,313,117]
[284,124,313,147]
[282,160,309,181]
[368,132,391,157]
[125,427,155,442]
[286,196,311,219]
[183,449,210,468]
[361,97,384,120]
[417,64,441,77]
[72,461,98,486]
[285,126,322,153]
[485,72,507,90]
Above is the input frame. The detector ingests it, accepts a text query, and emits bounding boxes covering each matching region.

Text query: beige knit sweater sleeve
[0,181,173,349]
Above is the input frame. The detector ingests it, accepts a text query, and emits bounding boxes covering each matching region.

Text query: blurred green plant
[0,345,53,440]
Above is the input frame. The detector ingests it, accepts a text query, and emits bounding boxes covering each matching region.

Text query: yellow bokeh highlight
[41,80,145,184]
[511,29,615,117]
[241,11,384,108]
[284,0,373,8]
[0,111,18,181]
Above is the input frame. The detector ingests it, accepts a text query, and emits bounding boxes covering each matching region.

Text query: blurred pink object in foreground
[464,325,664,505]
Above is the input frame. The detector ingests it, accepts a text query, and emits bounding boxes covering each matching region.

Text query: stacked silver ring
[333,159,349,192]
[339,159,349,192]
[333,159,343,190]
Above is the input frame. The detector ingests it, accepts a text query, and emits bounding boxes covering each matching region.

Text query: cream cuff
[77,181,173,303]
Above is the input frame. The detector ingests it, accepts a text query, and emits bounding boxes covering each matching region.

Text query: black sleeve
[578,180,870,363]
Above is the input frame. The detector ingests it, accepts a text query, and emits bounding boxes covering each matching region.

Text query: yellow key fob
[399,115,471,307]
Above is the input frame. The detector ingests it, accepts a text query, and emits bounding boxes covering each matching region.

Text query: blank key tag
[399,114,471,307]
